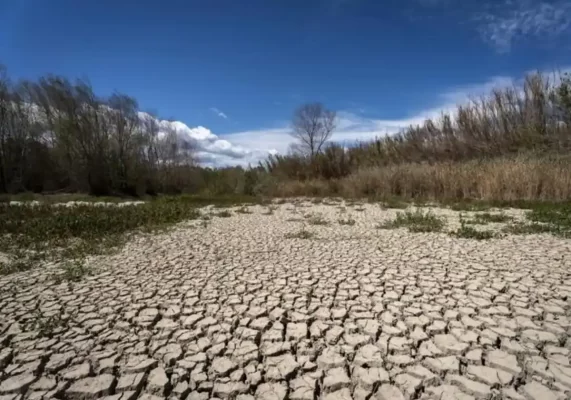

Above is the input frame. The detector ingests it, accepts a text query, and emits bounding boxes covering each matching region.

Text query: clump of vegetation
[338,217,356,226]
[380,199,409,209]
[0,200,201,274]
[29,310,69,338]
[306,214,329,226]
[379,209,445,233]
[285,228,314,239]
[469,212,513,224]
[503,222,554,236]
[451,219,498,240]
[214,210,232,218]
[52,260,93,284]
[503,204,571,237]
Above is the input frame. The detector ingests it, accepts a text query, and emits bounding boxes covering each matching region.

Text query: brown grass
[272,155,571,202]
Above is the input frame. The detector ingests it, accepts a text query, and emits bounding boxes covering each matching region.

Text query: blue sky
[1,0,571,166]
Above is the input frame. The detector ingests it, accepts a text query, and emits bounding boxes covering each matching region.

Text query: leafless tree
[291,103,336,158]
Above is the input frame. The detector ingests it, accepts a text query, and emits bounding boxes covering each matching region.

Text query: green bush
[379,209,445,233]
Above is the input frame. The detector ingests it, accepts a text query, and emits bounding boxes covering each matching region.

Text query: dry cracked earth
[1,201,571,400]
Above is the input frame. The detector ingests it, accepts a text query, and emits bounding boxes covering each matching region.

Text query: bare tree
[291,103,336,158]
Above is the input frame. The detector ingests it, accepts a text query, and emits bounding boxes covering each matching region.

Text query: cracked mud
[1,201,571,400]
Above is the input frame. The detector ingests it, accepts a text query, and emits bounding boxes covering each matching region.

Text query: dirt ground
[1,201,571,400]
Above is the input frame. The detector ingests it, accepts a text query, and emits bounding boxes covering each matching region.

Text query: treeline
[0,65,202,195]
[266,73,571,182]
[2,63,571,202]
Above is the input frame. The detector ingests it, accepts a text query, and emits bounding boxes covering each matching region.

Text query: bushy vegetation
[2,64,571,203]
[264,73,571,201]
[466,212,513,225]
[0,199,203,274]
[504,203,571,238]
[338,217,356,226]
[0,65,269,197]
[378,209,445,233]
[285,228,314,239]
[452,218,498,240]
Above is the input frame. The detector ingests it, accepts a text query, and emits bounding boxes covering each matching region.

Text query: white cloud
[476,0,571,52]
[209,107,228,119]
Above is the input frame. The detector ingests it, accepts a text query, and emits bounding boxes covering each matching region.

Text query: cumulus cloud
[476,0,571,52]
[138,112,274,167]
[209,107,228,119]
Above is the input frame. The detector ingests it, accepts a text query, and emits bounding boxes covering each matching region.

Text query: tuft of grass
[28,309,70,338]
[338,217,356,226]
[0,257,34,275]
[503,222,553,235]
[380,199,409,209]
[52,259,93,284]
[285,228,314,239]
[451,219,497,240]
[306,215,329,226]
[472,212,513,224]
[379,209,445,233]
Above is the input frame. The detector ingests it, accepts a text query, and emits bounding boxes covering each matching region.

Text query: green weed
[285,228,314,239]
[306,215,329,226]
[451,219,497,240]
[379,209,445,233]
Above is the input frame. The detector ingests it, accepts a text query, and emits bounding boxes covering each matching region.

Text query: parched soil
[1,201,571,400]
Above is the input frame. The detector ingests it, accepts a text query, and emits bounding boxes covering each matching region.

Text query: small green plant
[214,210,232,218]
[338,217,356,226]
[307,215,329,225]
[380,199,409,209]
[285,228,314,239]
[452,220,497,240]
[52,260,92,284]
[379,209,445,233]
[471,212,513,224]
[503,222,555,236]
[29,310,68,338]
